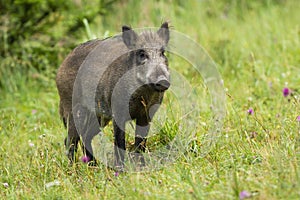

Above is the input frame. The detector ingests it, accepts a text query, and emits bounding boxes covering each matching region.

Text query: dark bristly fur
[56,22,170,170]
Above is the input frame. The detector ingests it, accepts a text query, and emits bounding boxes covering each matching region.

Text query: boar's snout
[151,76,170,92]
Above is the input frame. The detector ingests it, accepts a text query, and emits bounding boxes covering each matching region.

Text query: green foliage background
[0,0,299,199]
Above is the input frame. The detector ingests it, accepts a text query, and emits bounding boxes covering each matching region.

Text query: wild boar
[56,22,170,170]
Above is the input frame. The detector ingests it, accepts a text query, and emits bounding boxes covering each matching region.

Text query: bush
[0,0,118,91]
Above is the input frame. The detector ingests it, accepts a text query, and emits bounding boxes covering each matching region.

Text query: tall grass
[1,0,299,199]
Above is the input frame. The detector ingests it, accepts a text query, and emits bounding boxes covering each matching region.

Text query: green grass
[1,0,300,199]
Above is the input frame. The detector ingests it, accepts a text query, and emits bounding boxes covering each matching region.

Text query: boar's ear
[157,22,170,45]
[122,25,138,49]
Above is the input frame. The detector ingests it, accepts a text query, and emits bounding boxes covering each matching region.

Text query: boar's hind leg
[74,106,99,165]
[81,114,99,166]
[65,114,80,164]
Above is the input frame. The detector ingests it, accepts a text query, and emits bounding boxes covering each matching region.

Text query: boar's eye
[137,49,148,62]
[160,48,165,57]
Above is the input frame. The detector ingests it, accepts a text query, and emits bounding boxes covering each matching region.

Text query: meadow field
[1,0,300,199]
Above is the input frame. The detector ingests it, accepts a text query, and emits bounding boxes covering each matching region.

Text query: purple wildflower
[297,116,300,122]
[32,109,37,114]
[239,190,251,199]
[81,155,90,163]
[114,171,119,177]
[247,108,254,115]
[3,183,9,188]
[282,87,290,97]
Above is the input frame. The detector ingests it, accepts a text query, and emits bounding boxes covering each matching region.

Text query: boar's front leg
[133,118,150,166]
[113,119,126,171]
[134,118,149,153]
